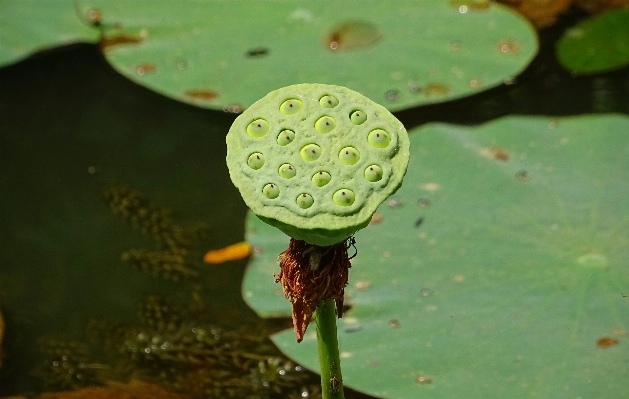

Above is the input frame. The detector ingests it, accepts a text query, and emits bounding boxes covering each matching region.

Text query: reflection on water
[0,5,628,399]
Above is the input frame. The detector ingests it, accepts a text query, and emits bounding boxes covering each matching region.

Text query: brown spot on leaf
[87,9,102,25]
[325,20,382,51]
[184,90,219,100]
[100,34,144,51]
[369,212,383,225]
[136,63,156,75]
[497,39,521,54]
[422,83,451,97]
[597,337,619,348]
[416,375,434,384]
[490,147,510,161]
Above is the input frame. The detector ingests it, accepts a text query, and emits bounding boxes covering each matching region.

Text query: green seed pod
[296,193,314,209]
[278,163,297,179]
[246,118,269,138]
[339,146,360,165]
[277,129,295,146]
[280,99,303,115]
[364,164,383,182]
[226,83,410,246]
[314,116,336,134]
[319,95,339,108]
[349,110,367,125]
[312,171,332,187]
[247,152,265,170]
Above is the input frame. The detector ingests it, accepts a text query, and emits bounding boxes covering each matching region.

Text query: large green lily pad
[69,0,537,112]
[243,115,629,399]
[556,8,629,74]
[0,0,98,66]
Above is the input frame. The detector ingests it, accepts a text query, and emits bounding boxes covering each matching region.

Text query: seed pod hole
[277,129,295,146]
[364,164,383,182]
[262,183,280,199]
[319,95,339,108]
[333,189,356,206]
[278,163,297,179]
[368,129,391,148]
[300,144,322,161]
[296,193,314,209]
[246,118,269,138]
[312,171,332,187]
[279,99,303,115]
[315,116,337,134]
[247,152,265,170]
[339,146,360,165]
[350,110,367,125]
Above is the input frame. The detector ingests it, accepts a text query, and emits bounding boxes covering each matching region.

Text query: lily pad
[74,0,537,111]
[243,115,629,398]
[0,0,98,66]
[556,8,629,74]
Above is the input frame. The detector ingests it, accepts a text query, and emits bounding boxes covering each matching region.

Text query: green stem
[315,298,345,399]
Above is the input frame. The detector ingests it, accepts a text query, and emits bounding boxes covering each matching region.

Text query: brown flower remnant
[276,237,355,342]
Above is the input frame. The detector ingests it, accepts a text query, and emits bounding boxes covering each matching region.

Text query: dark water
[0,6,627,398]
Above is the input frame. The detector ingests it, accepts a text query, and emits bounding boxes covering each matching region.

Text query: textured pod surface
[226,83,410,246]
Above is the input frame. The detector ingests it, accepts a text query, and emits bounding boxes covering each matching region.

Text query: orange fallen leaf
[203,241,251,264]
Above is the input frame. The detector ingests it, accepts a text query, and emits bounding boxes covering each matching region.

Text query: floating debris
[36,337,103,391]
[203,241,252,264]
[100,186,208,281]
[122,249,198,281]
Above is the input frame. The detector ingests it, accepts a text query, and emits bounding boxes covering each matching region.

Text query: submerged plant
[226,83,409,398]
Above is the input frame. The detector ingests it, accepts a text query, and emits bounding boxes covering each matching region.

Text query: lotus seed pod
[226,83,410,246]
